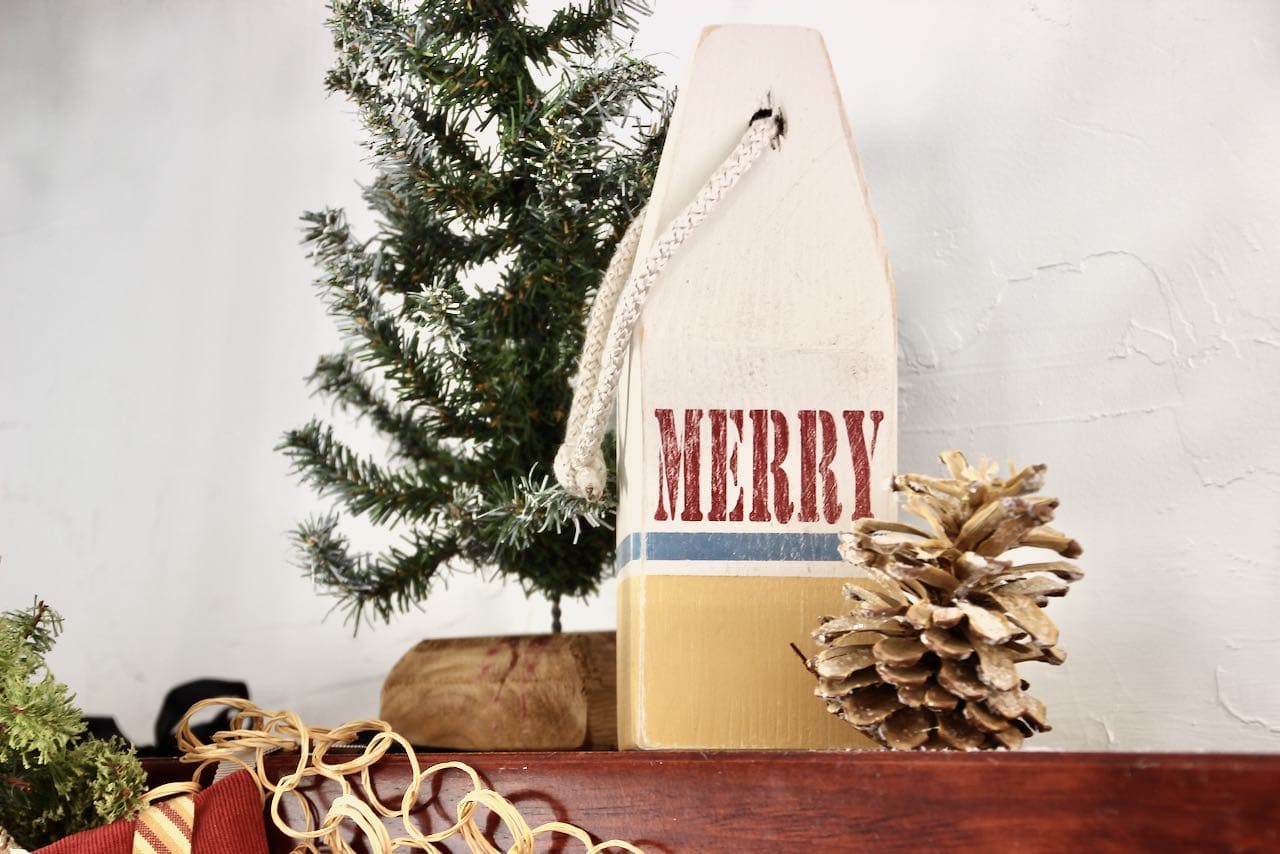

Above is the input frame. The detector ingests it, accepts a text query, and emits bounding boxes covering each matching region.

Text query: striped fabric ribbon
[131,796,195,854]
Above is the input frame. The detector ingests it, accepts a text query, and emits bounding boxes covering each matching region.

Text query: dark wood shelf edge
[145,751,1280,852]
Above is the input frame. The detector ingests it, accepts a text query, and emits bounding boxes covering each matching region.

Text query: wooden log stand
[144,751,1280,852]
[379,632,617,751]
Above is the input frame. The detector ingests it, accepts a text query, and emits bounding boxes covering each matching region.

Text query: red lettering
[799,410,843,524]
[709,409,744,522]
[748,409,795,524]
[654,405,885,527]
[749,409,770,522]
[799,410,817,521]
[770,410,794,523]
[842,409,885,520]
[653,408,704,522]
[819,410,843,524]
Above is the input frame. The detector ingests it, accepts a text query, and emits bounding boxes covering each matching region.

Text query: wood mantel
[145,751,1280,852]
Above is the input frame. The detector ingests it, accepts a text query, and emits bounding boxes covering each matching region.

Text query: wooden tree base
[379,631,616,750]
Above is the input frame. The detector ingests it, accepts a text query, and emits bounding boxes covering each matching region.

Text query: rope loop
[555,105,784,500]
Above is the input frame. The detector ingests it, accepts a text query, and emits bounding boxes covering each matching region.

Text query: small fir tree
[280,0,666,630]
[0,599,145,848]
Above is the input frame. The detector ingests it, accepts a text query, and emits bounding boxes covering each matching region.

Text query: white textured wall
[2,1,1278,750]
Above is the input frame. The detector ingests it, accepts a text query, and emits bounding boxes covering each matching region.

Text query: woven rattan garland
[150,698,641,854]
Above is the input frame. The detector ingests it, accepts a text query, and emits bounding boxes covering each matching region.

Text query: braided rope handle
[159,697,642,854]
[554,107,785,500]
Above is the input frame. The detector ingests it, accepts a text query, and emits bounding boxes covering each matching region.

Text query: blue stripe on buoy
[615,531,842,571]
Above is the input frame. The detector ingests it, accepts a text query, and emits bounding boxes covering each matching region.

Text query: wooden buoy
[615,25,897,749]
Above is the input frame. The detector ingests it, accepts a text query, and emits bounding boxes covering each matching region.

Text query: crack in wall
[1215,666,1280,734]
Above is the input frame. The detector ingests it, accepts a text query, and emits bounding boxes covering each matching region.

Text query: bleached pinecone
[809,451,1083,750]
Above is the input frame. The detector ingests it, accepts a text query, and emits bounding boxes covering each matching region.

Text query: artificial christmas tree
[808,452,1084,750]
[280,0,666,631]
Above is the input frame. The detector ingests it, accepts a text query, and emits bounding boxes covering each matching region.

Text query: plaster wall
[2,0,1278,749]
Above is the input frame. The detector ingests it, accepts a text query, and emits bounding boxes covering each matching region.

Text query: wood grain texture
[379,632,617,750]
[145,752,1280,852]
